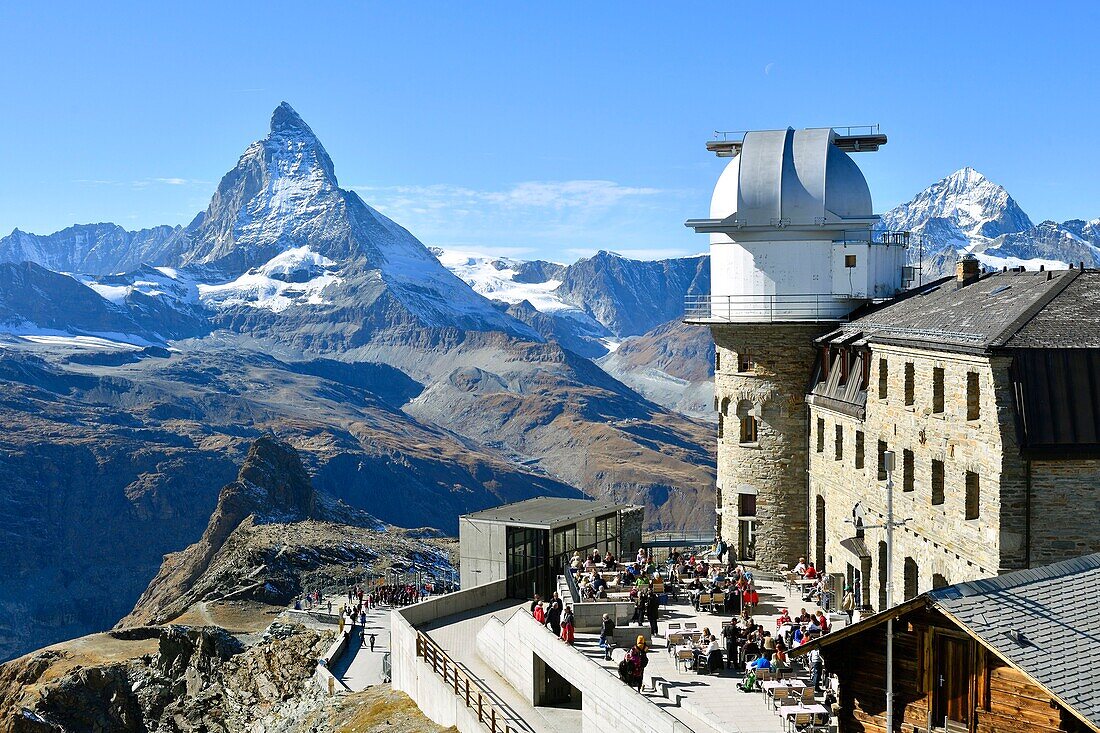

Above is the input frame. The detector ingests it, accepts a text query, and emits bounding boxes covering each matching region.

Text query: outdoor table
[778,704,828,731]
[762,680,808,693]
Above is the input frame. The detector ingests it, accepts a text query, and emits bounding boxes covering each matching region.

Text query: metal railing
[684,293,854,323]
[415,632,524,733]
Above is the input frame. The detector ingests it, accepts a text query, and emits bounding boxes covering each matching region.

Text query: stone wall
[809,346,1013,609]
[1028,458,1100,565]
[711,322,827,571]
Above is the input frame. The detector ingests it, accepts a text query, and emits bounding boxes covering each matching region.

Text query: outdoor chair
[771,686,791,711]
[667,633,684,653]
[801,686,817,705]
[711,592,725,612]
[698,593,712,610]
[667,622,682,632]
[790,711,813,732]
[676,648,696,672]
[685,622,698,630]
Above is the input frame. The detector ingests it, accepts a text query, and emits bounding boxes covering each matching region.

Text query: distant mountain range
[877,166,1100,277]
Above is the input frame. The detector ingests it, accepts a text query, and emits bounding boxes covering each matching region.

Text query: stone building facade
[807,268,1100,609]
[712,322,827,570]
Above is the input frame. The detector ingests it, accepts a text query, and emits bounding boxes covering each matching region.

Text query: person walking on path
[369,633,377,652]
[841,586,855,622]
[599,613,616,660]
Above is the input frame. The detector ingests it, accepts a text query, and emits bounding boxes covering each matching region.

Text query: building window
[855,431,865,469]
[965,471,980,519]
[904,362,915,406]
[903,449,915,492]
[967,372,980,420]
[835,425,844,460]
[877,440,888,481]
[933,367,945,414]
[817,418,825,453]
[903,557,919,600]
[932,573,949,589]
[845,254,857,268]
[715,352,721,371]
[718,414,724,440]
[737,352,754,372]
[738,493,757,517]
[932,459,945,505]
[740,416,758,444]
[878,359,888,400]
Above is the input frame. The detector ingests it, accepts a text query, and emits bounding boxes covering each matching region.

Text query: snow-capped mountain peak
[880,167,1033,241]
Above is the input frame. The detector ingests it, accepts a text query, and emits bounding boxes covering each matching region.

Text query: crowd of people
[533,545,841,696]
[530,592,577,645]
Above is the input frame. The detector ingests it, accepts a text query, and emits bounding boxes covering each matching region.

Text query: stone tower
[684,127,906,570]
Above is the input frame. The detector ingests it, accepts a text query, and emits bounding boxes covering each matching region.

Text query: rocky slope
[0,343,571,662]
[122,436,451,626]
[598,318,715,420]
[0,436,456,733]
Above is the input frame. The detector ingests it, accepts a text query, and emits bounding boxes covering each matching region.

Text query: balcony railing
[415,631,523,733]
[684,293,854,324]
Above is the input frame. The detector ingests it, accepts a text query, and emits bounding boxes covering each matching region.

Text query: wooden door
[933,635,971,731]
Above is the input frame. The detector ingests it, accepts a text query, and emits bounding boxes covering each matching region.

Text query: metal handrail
[712,124,881,141]
[415,632,524,733]
[683,293,854,323]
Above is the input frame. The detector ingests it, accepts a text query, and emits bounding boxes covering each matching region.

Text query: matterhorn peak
[269,101,315,137]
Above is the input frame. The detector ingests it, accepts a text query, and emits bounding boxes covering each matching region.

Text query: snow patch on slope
[197,247,341,313]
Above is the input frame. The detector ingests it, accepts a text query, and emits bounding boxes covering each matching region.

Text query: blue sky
[2,2,1098,262]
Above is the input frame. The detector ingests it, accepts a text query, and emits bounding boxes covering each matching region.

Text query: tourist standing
[646,591,659,636]
[547,593,563,637]
[560,604,575,644]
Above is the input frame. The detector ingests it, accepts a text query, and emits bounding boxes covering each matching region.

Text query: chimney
[956,254,981,286]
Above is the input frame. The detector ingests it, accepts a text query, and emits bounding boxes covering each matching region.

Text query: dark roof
[820,269,1082,352]
[794,554,1100,731]
[1012,349,1100,455]
[930,554,1100,730]
[461,497,627,527]
[1004,271,1100,348]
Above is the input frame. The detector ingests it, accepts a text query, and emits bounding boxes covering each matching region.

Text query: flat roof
[461,497,629,528]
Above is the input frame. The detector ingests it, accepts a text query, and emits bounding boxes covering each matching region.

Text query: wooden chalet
[791,553,1100,733]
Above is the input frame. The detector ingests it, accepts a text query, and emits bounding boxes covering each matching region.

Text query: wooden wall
[823,609,1091,733]
[975,660,1088,733]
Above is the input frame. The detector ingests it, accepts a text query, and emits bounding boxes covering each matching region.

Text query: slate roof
[1004,271,1100,348]
[820,269,1083,352]
[929,553,1100,730]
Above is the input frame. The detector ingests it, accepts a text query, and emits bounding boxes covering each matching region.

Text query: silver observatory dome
[708,127,874,230]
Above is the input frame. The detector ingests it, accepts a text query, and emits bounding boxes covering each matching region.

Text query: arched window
[739,416,758,443]
[903,557,919,601]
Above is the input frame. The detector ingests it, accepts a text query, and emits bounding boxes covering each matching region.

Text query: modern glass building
[459,498,642,599]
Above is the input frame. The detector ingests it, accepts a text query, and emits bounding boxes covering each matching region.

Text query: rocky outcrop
[4,623,331,733]
[598,318,716,420]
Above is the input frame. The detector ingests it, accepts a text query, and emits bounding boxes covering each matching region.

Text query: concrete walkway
[330,605,392,690]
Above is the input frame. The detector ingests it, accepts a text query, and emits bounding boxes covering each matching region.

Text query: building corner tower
[684,127,906,570]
